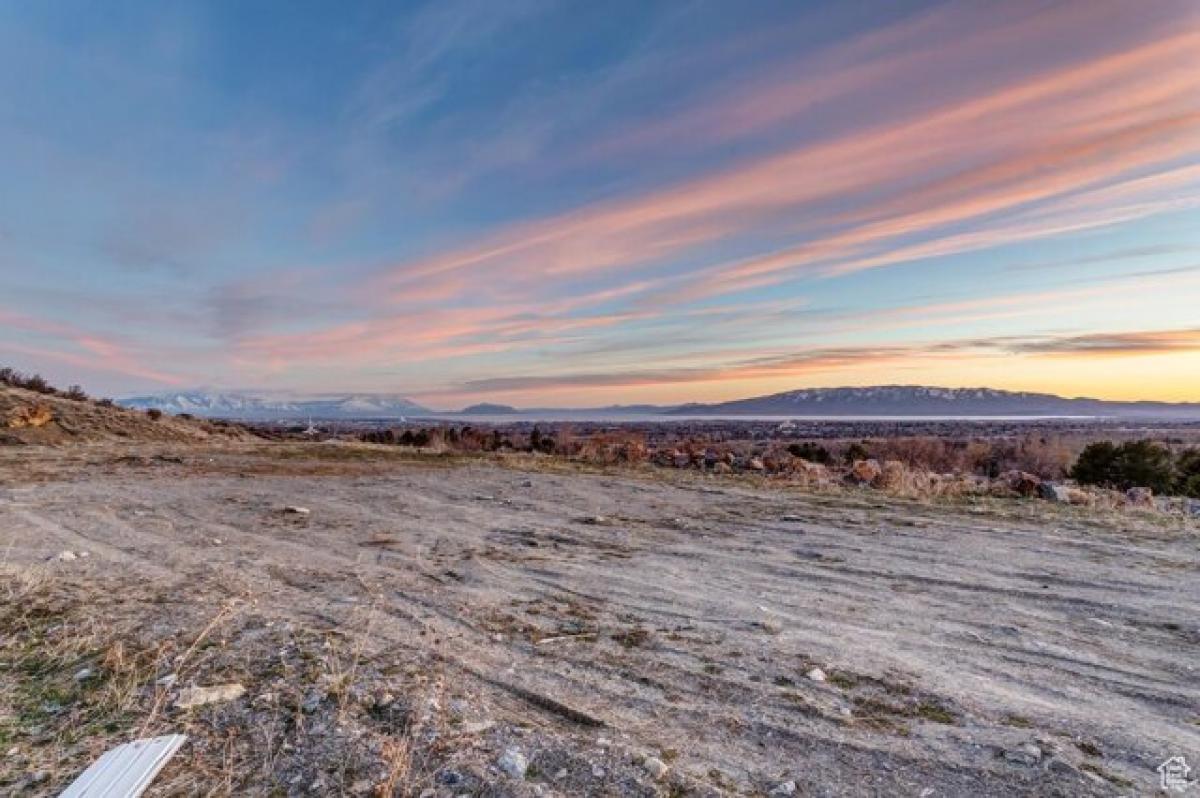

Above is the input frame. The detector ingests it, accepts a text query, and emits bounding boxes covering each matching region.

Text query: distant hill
[458,403,519,414]
[666,385,1200,418]
[1,384,253,444]
[120,391,430,420]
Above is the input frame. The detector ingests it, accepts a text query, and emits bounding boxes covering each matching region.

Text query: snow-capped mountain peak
[119,391,430,419]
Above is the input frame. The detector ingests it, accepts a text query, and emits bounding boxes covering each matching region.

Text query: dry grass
[0,564,466,796]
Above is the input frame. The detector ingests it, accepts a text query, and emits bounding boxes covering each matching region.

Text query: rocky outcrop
[7,403,53,429]
[1000,470,1043,497]
[1125,486,1154,508]
[847,458,882,485]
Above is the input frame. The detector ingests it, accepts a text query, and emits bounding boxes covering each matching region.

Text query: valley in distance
[122,384,1200,420]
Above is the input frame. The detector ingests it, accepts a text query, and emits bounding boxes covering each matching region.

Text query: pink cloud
[0,310,185,386]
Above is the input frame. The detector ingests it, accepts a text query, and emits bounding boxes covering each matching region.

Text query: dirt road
[2,443,1197,796]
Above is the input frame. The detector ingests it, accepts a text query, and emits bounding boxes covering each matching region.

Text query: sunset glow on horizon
[2,1,1198,408]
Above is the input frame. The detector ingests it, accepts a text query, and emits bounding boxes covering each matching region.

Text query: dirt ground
[1,442,1197,796]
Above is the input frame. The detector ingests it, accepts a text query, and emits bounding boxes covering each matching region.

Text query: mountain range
[120,391,429,419]
[121,386,1200,420]
[665,386,1200,418]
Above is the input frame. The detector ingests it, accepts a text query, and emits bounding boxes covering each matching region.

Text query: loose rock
[1003,742,1042,767]
[498,749,527,779]
[642,756,668,780]
[848,459,882,485]
[1038,483,1071,503]
[174,682,246,709]
[1125,486,1154,507]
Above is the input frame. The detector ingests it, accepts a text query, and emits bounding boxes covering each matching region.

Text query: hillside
[120,391,430,419]
[458,402,519,414]
[667,385,1200,418]
[1,384,255,444]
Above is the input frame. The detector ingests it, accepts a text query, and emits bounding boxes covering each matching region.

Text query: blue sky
[2,0,1199,407]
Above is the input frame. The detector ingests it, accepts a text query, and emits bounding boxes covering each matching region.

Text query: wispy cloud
[0,308,184,385]
[445,324,1200,396]
[372,19,1200,311]
[1003,328,1200,356]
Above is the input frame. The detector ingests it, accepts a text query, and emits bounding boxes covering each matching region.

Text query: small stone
[1125,486,1154,507]
[1003,742,1042,766]
[1037,483,1071,503]
[770,781,797,796]
[302,690,324,713]
[642,756,668,780]
[806,667,827,682]
[55,550,77,562]
[1044,757,1079,776]
[72,667,93,682]
[174,682,246,709]
[282,506,310,515]
[592,765,606,778]
[438,770,464,787]
[498,748,527,779]
[350,779,373,794]
[156,673,178,687]
[554,768,568,779]
[758,618,783,635]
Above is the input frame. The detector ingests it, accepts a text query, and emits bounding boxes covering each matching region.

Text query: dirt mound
[0,385,255,445]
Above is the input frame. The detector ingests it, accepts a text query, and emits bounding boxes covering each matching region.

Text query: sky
[1,0,1199,409]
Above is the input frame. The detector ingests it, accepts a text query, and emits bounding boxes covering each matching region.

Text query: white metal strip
[60,734,187,797]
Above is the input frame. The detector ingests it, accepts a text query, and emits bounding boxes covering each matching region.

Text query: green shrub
[844,442,870,464]
[1071,440,1174,493]
[1176,448,1200,498]
[788,442,831,464]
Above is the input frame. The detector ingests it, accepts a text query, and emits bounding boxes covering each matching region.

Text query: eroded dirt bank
[1,443,1197,796]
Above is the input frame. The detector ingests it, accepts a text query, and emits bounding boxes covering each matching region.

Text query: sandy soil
[1,443,1197,796]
